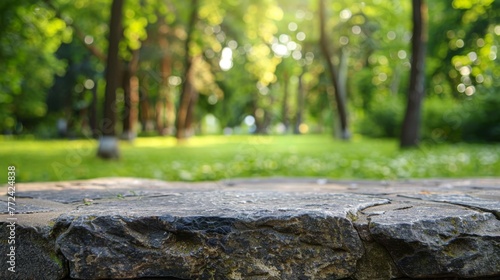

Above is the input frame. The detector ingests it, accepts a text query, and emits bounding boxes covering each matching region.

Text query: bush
[421,89,500,143]
[356,91,500,143]
[461,89,500,142]
[421,97,463,143]
[356,96,404,138]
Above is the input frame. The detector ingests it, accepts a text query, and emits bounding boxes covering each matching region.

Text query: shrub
[356,96,404,138]
[421,97,463,143]
[421,88,500,143]
[461,89,500,142]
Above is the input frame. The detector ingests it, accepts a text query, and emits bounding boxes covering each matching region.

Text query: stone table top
[1,177,499,279]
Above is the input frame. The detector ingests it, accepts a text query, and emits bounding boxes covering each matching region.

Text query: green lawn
[1,135,499,183]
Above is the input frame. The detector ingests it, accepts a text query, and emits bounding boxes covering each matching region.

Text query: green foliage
[0,1,69,132]
[427,0,499,100]
[461,88,500,142]
[1,135,499,183]
[1,0,499,144]
[420,97,463,143]
[356,92,500,144]
[420,87,500,143]
[356,96,404,138]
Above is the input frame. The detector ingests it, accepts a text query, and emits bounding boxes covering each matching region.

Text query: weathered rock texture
[1,178,499,279]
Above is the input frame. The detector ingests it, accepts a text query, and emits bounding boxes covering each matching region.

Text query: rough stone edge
[1,178,500,280]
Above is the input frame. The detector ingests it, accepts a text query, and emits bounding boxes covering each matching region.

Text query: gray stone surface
[51,192,389,279]
[400,193,500,218]
[1,177,499,280]
[365,201,500,278]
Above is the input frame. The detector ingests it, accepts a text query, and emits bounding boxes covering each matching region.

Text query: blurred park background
[1,0,499,183]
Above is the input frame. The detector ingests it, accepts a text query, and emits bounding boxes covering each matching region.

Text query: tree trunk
[138,73,154,133]
[155,98,166,135]
[176,58,196,139]
[254,94,273,135]
[400,0,427,148]
[139,82,150,133]
[282,71,290,132]
[176,0,199,140]
[185,84,199,137]
[318,0,350,140]
[158,16,176,135]
[97,0,123,159]
[294,71,305,134]
[390,64,402,95]
[338,48,349,104]
[255,110,271,135]
[89,79,98,139]
[253,98,264,134]
[122,50,140,140]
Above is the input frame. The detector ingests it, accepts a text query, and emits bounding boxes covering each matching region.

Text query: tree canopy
[1,0,498,145]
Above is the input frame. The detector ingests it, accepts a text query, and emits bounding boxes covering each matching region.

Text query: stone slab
[0,177,499,280]
[399,193,500,218]
[365,201,499,278]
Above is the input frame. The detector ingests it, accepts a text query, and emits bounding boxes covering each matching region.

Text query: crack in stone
[351,207,405,279]
[443,202,500,220]
[393,205,413,211]
[398,194,500,220]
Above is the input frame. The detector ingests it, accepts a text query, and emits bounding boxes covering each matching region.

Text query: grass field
[1,135,499,183]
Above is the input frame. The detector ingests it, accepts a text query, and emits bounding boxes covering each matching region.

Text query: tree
[157,15,176,135]
[121,49,140,140]
[318,0,350,139]
[97,0,124,159]
[45,40,99,138]
[175,0,200,140]
[118,0,153,140]
[0,0,69,133]
[400,0,427,148]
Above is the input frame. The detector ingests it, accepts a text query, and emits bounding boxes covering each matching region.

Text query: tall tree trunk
[255,110,272,135]
[155,98,166,135]
[158,16,176,135]
[338,48,349,103]
[160,57,176,135]
[89,79,98,139]
[390,64,402,95]
[97,0,123,159]
[139,82,150,132]
[282,71,290,132]
[176,58,196,139]
[138,73,154,133]
[122,50,140,140]
[400,0,427,148]
[253,98,265,134]
[185,84,199,137]
[254,94,273,135]
[176,0,199,140]
[318,0,350,140]
[294,71,305,134]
